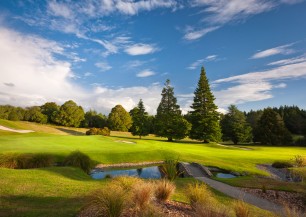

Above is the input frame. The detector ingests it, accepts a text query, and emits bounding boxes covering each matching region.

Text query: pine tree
[155,79,190,141]
[189,66,222,143]
[130,99,150,139]
[221,105,252,144]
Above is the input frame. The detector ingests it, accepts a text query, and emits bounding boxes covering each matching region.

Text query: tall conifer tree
[130,99,150,139]
[155,79,190,141]
[189,66,221,142]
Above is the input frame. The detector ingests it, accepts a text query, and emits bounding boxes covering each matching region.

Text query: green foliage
[55,100,85,127]
[63,150,92,174]
[154,79,191,141]
[41,102,59,123]
[154,179,175,202]
[272,161,293,168]
[189,66,222,143]
[221,105,252,144]
[86,127,110,136]
[108,104,132,132]
[0,153,54,169]
[83,110,107,128]
[24,106,48,124]
[246,110,263,142]
[255,108,293,146]
[161,158,181,181]
[130,99,150,138]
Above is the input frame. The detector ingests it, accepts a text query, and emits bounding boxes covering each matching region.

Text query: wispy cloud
[268,55,306,66]
[124,43,158,56]
[95,62,112,72]
[251,44,294,59]
[184,26,219,40]
[187,54,218,70]
[136,69,156,77]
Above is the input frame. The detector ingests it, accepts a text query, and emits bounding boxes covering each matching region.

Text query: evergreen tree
[189,66,221,143]
[221,105,252,144]
[256,108,292,145]
[130,99,150,138]
[108,105,132,132]
[155,79,191,141]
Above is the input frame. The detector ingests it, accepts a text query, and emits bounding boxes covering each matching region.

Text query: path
[182,163,283,214]
[0,125,34,133]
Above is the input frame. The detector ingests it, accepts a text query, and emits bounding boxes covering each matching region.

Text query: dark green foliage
[246,110,263,142]
[86,127,110,136]
[130,99,150,138]
[161,158,181,181]
[41,102,59,123]
[0,153,54,169]
[63,150,92,174]
[255,108,293,146]
[189,66,222,143]
[155,79,191,141]
[272,161,293,168]
[108,105,132,132]
[82,110,107,128]
[221,105,252,144]
[55,100,85,127]
[24,106,48,124]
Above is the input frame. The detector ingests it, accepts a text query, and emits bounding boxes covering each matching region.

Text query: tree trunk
[168,137,173,142]
[203,139,209,143]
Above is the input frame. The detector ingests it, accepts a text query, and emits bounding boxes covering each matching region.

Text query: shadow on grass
[56,128,85,136]
[0,195,85,217]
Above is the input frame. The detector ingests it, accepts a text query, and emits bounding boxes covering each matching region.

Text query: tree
[255,108,292,146]
[83,110,107,128]
[155,79,191,141]
[55,100,85,127]
[221,105,252,144]
[130,99,150,138]
[41,102,59,123]
[24,106,47,124]
[108,105,132,132]
[189,66,222,143]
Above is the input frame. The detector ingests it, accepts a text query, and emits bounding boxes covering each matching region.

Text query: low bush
[86,127,110,136]
[0,153,54,169]
[154,179,175,202]
[186,182,214,209]
[272,161,293,168]
[234,200,250,217]
[63,150,92,174]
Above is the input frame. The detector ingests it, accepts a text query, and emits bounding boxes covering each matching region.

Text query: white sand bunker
[0,125,34,133]
[115,140,136,144]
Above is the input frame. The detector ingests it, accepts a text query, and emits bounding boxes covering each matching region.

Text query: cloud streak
[251,44,294,59]
[136,70,156,77]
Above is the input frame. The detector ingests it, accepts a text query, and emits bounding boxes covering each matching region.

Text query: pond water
[91,166,162,179]
[216,173,237,179]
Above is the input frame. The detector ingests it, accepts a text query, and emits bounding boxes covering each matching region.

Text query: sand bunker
[0,125,34,133]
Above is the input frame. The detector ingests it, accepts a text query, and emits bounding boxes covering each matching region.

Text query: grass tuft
[234,200,250,217]
[133,182,153,210]
[186,182,214,209]
[154,179,175,202]
[160,158,181,181]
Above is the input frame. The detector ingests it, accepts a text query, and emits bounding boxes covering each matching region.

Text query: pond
[215,173,237,179]
[91,166,162,179]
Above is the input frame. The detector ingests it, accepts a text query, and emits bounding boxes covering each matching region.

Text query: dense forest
[0,67,305,146]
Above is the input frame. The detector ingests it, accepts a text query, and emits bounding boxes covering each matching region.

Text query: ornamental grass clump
[133,182,153,210]
[234,200,250,217]
[186,182,215,209]
[63,150,92,174]
[154,179,175,202]
[160,158,181,181]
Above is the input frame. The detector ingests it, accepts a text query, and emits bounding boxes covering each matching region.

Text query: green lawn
[0,120,305,216]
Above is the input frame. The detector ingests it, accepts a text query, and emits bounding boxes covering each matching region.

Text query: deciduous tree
[108,105,132,132]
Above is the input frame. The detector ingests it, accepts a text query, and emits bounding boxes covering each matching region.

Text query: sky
[0,0,306,115]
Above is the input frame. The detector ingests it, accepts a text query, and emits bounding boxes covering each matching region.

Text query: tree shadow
[56,127,85,136]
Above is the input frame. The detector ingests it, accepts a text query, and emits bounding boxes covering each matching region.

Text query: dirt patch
[0,125,34,133]
[241,188,305,212]
[115,140,136,144]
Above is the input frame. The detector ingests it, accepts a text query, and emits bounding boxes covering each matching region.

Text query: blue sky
[0,0,306,114]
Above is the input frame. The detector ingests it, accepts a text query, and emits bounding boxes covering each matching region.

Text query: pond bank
[95,161,164,169]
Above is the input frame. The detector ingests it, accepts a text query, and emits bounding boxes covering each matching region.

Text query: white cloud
[84,72,93,77]
[184,26,219,40]
[187,54,218,70]
[268,55,306,66]
[48,1,74,19]
[136,70,156,77]
[95,62,112,71]
[251,44,294,59]
[124,43,157,55]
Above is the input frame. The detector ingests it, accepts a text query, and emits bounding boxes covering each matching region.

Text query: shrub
[234,200,250,217]
[261,185,267,193]
[154,179,175,202]
[63,151,92,174]
[186,182,214,209]
[293,155,305,167]
[272,161,293,168]
[0,153,54,169]
[87,184,127,217]
[133,182,153,209]
[160,158,181,181]
[86,127,110,136]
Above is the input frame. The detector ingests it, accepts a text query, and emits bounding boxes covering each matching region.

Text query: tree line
[0,66,305,146]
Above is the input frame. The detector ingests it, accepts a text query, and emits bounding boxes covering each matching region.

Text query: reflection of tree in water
[137,168,143,176]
